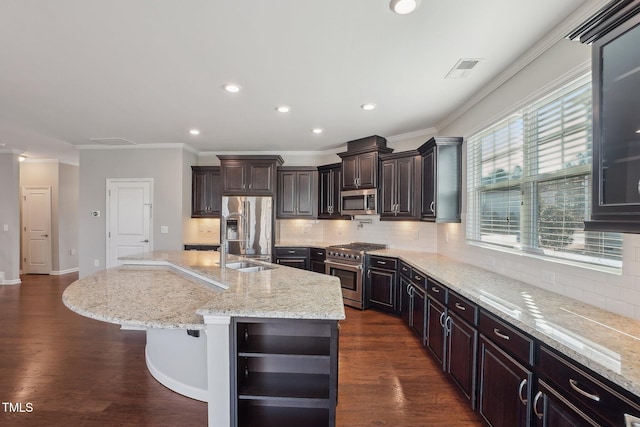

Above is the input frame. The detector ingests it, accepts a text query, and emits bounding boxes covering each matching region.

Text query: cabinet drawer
[275,247,310,258]
[478,311,534,365]
[426,278,448,304]
[411,269,426,289]
[399,261,412,279]
[310,248,326,260]
[368,256,397,271]
[539,346,640,427]
[448,292,477,326]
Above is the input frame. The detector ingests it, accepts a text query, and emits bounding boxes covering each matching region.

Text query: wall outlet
[94,259,100,267]
[160,225,169,234]
[70,248,76,256]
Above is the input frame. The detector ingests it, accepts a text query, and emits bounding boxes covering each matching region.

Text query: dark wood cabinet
[309,248,326,273]
[191,166,221,218]
[233,318,339,427]
[366,255,397,313]
[218,155,283,196]
[317,163,348,219]
[184,244,220,251]
[398,261,427,345]
[478,336,532,427]
[340,151,379,190]
[535,345,640,427]
[426,296,446,365]
[571,3,640,233]
[277,167,318,219]
[275,247,310,270]
[446,293,478,407]
[379,151,421,220]
[417,136,462,223]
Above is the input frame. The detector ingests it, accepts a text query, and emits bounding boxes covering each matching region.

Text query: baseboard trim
[1,279,22,285]
[51,268,79,276]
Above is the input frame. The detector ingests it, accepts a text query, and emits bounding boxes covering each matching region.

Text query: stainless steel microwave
[340,189,378,215]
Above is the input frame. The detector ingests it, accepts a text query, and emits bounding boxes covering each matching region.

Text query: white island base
[144,317,232,426]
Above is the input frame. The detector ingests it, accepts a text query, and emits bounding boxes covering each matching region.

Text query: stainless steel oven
[325,242,386,309]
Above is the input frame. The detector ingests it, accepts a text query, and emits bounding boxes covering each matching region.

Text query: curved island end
[62,250,345,427]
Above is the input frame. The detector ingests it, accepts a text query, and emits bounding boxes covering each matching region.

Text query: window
[467,75,622,268]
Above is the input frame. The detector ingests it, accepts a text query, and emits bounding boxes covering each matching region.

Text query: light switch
[3,224,8,232]
[160,226,169,234]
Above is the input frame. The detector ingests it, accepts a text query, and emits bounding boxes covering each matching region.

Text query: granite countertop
[368,248,640,398]
[62,251,346,330]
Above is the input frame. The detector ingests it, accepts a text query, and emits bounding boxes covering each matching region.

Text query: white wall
[0,152,21,284]
[79,146,189,277]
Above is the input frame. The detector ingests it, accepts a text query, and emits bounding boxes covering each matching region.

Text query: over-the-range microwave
[340,188,378,215]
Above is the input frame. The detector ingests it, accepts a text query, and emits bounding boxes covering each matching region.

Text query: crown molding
[76,143,190,151]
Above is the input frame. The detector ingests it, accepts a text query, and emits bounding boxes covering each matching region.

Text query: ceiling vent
[89,137,137,146]
[445,58,482,79]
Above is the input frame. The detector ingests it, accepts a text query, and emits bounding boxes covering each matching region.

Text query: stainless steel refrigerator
[221,196,274,261]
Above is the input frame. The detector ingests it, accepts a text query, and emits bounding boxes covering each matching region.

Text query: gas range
[326,242,387,265]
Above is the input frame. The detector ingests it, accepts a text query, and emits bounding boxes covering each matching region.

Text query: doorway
[106,179,153,268]
[21,187,52,274]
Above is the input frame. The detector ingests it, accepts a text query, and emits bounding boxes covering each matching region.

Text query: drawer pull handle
[415,275,422,281]
[377,261,386,265]
[569,379,600,402]
[518,379,527,405]
[493,328,510,340]
[533,391,543,419]
[432,287,440,293]
[454,302,466,311]
[288,250,296,254]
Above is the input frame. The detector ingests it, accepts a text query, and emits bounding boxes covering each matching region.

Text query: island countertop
[62,250,346,330]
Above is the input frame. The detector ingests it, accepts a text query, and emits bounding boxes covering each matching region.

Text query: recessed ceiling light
[189,129,200,135]
[276,106,291,113]
[223,83,241,93]
[361,103,377,111]
[389,0,420,15]
[635,129,640,134]
[312,128,323,135]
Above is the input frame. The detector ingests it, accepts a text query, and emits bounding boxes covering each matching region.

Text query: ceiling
[0,0,602,165]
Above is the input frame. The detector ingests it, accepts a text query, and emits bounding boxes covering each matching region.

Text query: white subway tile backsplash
[605,298,635,318]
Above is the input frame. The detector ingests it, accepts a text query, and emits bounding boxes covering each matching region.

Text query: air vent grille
[445,58,482,79]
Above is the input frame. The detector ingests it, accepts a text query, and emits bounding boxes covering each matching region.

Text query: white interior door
[22,187,52,274]
[107,179,153,268]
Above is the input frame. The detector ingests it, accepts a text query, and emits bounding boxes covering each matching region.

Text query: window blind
[467,75,622,268]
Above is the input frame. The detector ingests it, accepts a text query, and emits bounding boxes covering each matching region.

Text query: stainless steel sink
[222,261,275,272]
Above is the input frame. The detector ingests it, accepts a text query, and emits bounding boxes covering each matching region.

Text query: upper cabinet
[217,155,283,196]
[571,3,640,233]
[417,137,462,223]
[277,167,318,219]
[191,166,221,218]
[318,163,349,219]
[338,135,392,191]
[379,151,422,220]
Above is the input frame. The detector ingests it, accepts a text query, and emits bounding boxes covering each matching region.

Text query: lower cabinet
[233,318,339,427]
[366,256,398,313]
[477,336,532,427]
[447,310,477,406]
[399,261,426,345]
[309,248,326,274]
[533,379,601,427]
[426,295,447,366]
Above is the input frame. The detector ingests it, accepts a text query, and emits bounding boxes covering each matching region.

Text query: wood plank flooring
[0,273,483,426]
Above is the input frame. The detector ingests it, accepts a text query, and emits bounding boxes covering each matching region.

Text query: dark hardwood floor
[0,273,483,426]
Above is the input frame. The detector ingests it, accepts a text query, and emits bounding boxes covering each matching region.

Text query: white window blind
[467,75,622,268]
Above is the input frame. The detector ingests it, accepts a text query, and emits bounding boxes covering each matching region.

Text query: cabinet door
[399,276,412,326]
[534,380,601,427]
[367,268,397,313]
[318,168,333,217]
[247,162,275,194]
[357,151,377,188]
[478,337,531,427]
[277,170,297,217]
[410,285,426,345]
[295,171,316,217]
[341,156,359,190]
[192,169,211,217]
[447,312,477,406]
[395,155,418,218]
[222,163,247,193]
[426,297,446,368]
[379,159,396,216]
[421,147,436,220]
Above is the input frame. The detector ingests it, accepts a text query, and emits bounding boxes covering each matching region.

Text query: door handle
[140,239,149,243]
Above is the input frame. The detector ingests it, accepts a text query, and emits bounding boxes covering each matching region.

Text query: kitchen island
[62,250,345,427]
